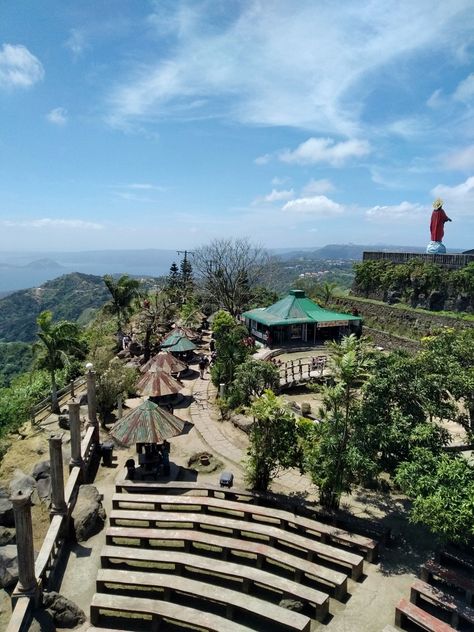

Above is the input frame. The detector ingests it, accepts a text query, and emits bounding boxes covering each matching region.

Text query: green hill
[0,272,111,343]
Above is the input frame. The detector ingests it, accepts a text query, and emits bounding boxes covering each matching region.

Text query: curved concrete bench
[100,544,332,616]
[96,568,311,631]
[395,597,455,631]
[109,508,363,580]
[421,560,474,605]
[105,527,348,598]
[112,491,378,561]
[410,578,474,629]
[90,593,254,632]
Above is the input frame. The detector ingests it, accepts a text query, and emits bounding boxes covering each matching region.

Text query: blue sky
[1,0,474,251]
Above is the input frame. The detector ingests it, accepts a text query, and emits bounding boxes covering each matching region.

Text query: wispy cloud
[443,144,474,170]
[0,43,44,89]
[253,188,294,205]
[276,137,371,167]
[301,179,335,196]
[46,107,68,126]
[431,176,474,217]
[282,195,344,216]
[65,29,87,59]
[2,218,104,230]
[366,201,424,222]
[105,1,474,136]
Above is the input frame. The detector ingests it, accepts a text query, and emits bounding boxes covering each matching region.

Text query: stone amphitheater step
[90,593,259,632]
[100,544,330,619]
[108,508,364,580]
[96,568,312,631]
[105,526,348,599]
[112,490,378,561]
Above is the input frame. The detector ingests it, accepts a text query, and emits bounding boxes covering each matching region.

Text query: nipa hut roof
[140,351,187,374]
[136,367,184,397]
[109,399,187,446]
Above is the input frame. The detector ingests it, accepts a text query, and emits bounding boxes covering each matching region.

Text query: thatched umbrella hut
[136,367,184,398]
[140,351,187,375]
[109,399,187,446]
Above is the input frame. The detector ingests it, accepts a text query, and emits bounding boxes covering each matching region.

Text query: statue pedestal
[426,241,446,254]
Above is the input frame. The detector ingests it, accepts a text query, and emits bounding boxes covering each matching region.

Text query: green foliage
[419,328,474,432]
[0,368,68,440]
[212,310,236,336]
[228,360,280,408]
[246,286,279,309]
[103,274,141,331]
[0,342,34,387]
[246,390,301,491]
[0,272,111,343]
[303,335,376,509]
[96,358,137,423]
[356,351,451,475]
[210,322,253,387]
[395,448,474,544]
[33,310,87,413]
[452,262,474,295]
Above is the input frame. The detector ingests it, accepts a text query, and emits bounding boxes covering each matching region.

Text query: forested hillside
[0,273,110,343]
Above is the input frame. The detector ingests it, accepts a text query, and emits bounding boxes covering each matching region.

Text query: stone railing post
[49,434,67,517]
[11,491,40,605]
[68,399,84,474]
[86,367,99,442]
[117,394,123,420]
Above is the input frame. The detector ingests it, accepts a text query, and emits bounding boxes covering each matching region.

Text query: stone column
[49,434,67,517]
[68,399,84,473]
[11,491,39,604]
[117,394,123,420]
[86,368,99,442]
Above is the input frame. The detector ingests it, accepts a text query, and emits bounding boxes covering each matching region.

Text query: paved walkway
[189,372,311,494]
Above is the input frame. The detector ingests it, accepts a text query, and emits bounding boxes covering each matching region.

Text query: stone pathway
[189,372,311,494]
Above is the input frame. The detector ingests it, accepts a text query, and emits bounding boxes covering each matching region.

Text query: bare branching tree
[193,238,275,316]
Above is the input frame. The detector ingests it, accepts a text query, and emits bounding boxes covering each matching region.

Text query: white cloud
[65,29,87,59]
[125,183,164,190]
[453,73,474,102]
[426,88,444,109]
[301,178,335,196]
[271,176,290,186]
[264,189,294,203]
[2,218,103,230]
[443,145,474,170]
[365,201,424,221]
[0,44,44,89]
[431,176,474,217]
[254,154,271,165]
[46,107,68,126]
[106,2,474,134]
[282,195,344,216]
[278,137,370,167]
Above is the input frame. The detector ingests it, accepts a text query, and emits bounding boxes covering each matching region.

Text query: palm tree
[317,281,338,306]
[34,311,85,414]
[103,275,141,332]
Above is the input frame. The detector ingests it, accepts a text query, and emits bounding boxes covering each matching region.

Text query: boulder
[32,461,50,481]
[0,544,18,588]
[9,471,36,497]
[428,290,445,311]
[71,485,106,542]
[42,591,86,628]
[0,489,14,527]
[35,477,51,505]
[0,527,16,545]
[58,415,70,430]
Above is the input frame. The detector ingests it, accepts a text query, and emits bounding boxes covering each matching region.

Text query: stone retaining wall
[332,296,473,342]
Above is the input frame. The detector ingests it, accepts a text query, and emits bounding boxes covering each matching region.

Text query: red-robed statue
[427,198,452,254]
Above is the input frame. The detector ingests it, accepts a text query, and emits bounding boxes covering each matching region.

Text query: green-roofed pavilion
[242,289,362,346]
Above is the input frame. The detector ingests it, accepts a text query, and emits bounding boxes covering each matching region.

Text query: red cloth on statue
[430,208,449,242]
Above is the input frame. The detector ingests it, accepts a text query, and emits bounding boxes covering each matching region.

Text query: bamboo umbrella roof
[164,337,197,353]
[136,367,184,397]
[109,400,187,446]
[140,351,187,374]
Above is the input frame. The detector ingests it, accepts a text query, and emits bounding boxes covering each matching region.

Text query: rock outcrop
[71,485,106,542]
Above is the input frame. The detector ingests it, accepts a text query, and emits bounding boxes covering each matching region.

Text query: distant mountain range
[0,273,111,343]
[0,244,469,294]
